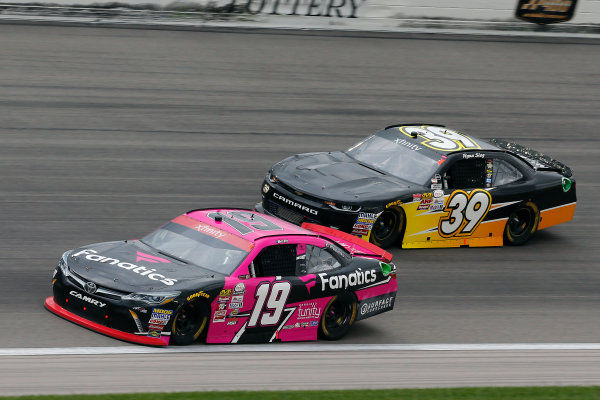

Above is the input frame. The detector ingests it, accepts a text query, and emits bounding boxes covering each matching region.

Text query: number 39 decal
[439,189,492,237]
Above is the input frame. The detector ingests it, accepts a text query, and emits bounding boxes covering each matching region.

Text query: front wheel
[170,300,209,345]
[504,201,540,246]
[370,209,405,248]
[318,292,357,340]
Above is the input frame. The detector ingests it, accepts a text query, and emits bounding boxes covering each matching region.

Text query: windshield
[345,134,440,185]
[140,222,249,275]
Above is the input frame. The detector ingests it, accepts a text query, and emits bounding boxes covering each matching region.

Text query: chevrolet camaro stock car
[256,124,576,248]
[46,209,397,346]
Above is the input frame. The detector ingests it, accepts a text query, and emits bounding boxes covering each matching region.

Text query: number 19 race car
[256,124,576,248]
[45,209,397,346]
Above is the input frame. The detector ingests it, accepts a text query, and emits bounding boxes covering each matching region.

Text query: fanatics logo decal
[72,249,178,286]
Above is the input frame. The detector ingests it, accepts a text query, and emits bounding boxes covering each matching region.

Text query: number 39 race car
[45,209,397,346]
[256,124,576,248]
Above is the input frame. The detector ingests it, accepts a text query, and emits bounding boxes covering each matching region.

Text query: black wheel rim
[372,211,398,241]
[508,208,533,237]
[173,303,204,337]
[325,299,353,332]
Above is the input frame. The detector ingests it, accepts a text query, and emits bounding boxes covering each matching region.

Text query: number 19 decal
[247,281,292,327]
[439,189,492,237]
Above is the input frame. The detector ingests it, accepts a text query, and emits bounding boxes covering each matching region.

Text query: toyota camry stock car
[256,124,576,249]
[45,209,397,346]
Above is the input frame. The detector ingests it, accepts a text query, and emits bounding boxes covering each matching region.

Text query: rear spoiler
[301,222,392,263]
[489,138,573,177]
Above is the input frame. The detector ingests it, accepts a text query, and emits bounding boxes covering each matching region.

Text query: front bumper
[48,268,175,346]
[259,179,372,236]
[45,297,169,346]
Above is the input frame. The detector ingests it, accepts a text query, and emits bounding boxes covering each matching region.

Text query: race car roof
[184,208,311,243]
[381,124,499,158]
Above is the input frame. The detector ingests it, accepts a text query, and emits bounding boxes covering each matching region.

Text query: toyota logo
[84,282,97,294]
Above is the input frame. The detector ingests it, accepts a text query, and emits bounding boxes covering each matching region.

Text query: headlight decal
[267,171,278,183]
[58,251,72,276]
[129,309,144,333]
[123,292,180,306]
[326,202,362,212]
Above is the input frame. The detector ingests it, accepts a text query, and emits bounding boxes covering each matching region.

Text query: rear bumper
[45,297,170,346]
[538,201,576,230]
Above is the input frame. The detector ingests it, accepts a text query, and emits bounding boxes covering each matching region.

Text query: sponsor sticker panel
[351,212,378,236]
[356,293,396,321]
[148,308,173,338]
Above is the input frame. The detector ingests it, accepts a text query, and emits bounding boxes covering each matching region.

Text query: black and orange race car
[256,124,576,249]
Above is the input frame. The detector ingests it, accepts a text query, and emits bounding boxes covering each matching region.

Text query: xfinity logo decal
[393,138,422,152]
[273,192,318,215]
[72,249,178,286]
[69,290,106,308]
[194,223,225,239]
[319,269,377,291]
[298,302,321,319]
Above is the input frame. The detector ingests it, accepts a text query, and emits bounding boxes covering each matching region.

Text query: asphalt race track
[0,23,599,395]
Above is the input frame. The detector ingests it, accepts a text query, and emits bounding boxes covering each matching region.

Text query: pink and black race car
[46,209,397,346]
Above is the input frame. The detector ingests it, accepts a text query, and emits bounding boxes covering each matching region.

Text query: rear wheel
[318,292,357,340]
[370,209,405,248]
[504,202,540,246]
[170,301,209,345]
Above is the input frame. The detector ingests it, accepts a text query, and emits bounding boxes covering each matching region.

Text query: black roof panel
[380,124,499,156]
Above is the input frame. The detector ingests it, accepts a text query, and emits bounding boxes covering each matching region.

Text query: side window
[445,159,486,189]
[302,245,342,275]
[251,244,297,278]
[492,159,523,186]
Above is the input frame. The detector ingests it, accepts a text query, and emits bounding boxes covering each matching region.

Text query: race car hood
[66,241,220,293]
[272,151,415,202]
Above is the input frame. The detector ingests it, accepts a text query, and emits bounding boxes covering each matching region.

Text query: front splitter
[44,297,169,347]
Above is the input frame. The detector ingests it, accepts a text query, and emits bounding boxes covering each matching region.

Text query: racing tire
[170,300,210,346]
[504,201,540,246]
[318,292,357,341]
[370,208,405,248]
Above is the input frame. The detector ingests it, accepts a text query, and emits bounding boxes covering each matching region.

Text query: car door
[438,154,535,243]
[208,238,337,344]
[436,156,493,240]
[400,155,497,247]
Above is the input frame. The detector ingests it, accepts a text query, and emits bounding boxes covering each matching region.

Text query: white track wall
[4,0,600,23]
[362,0,599,23]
